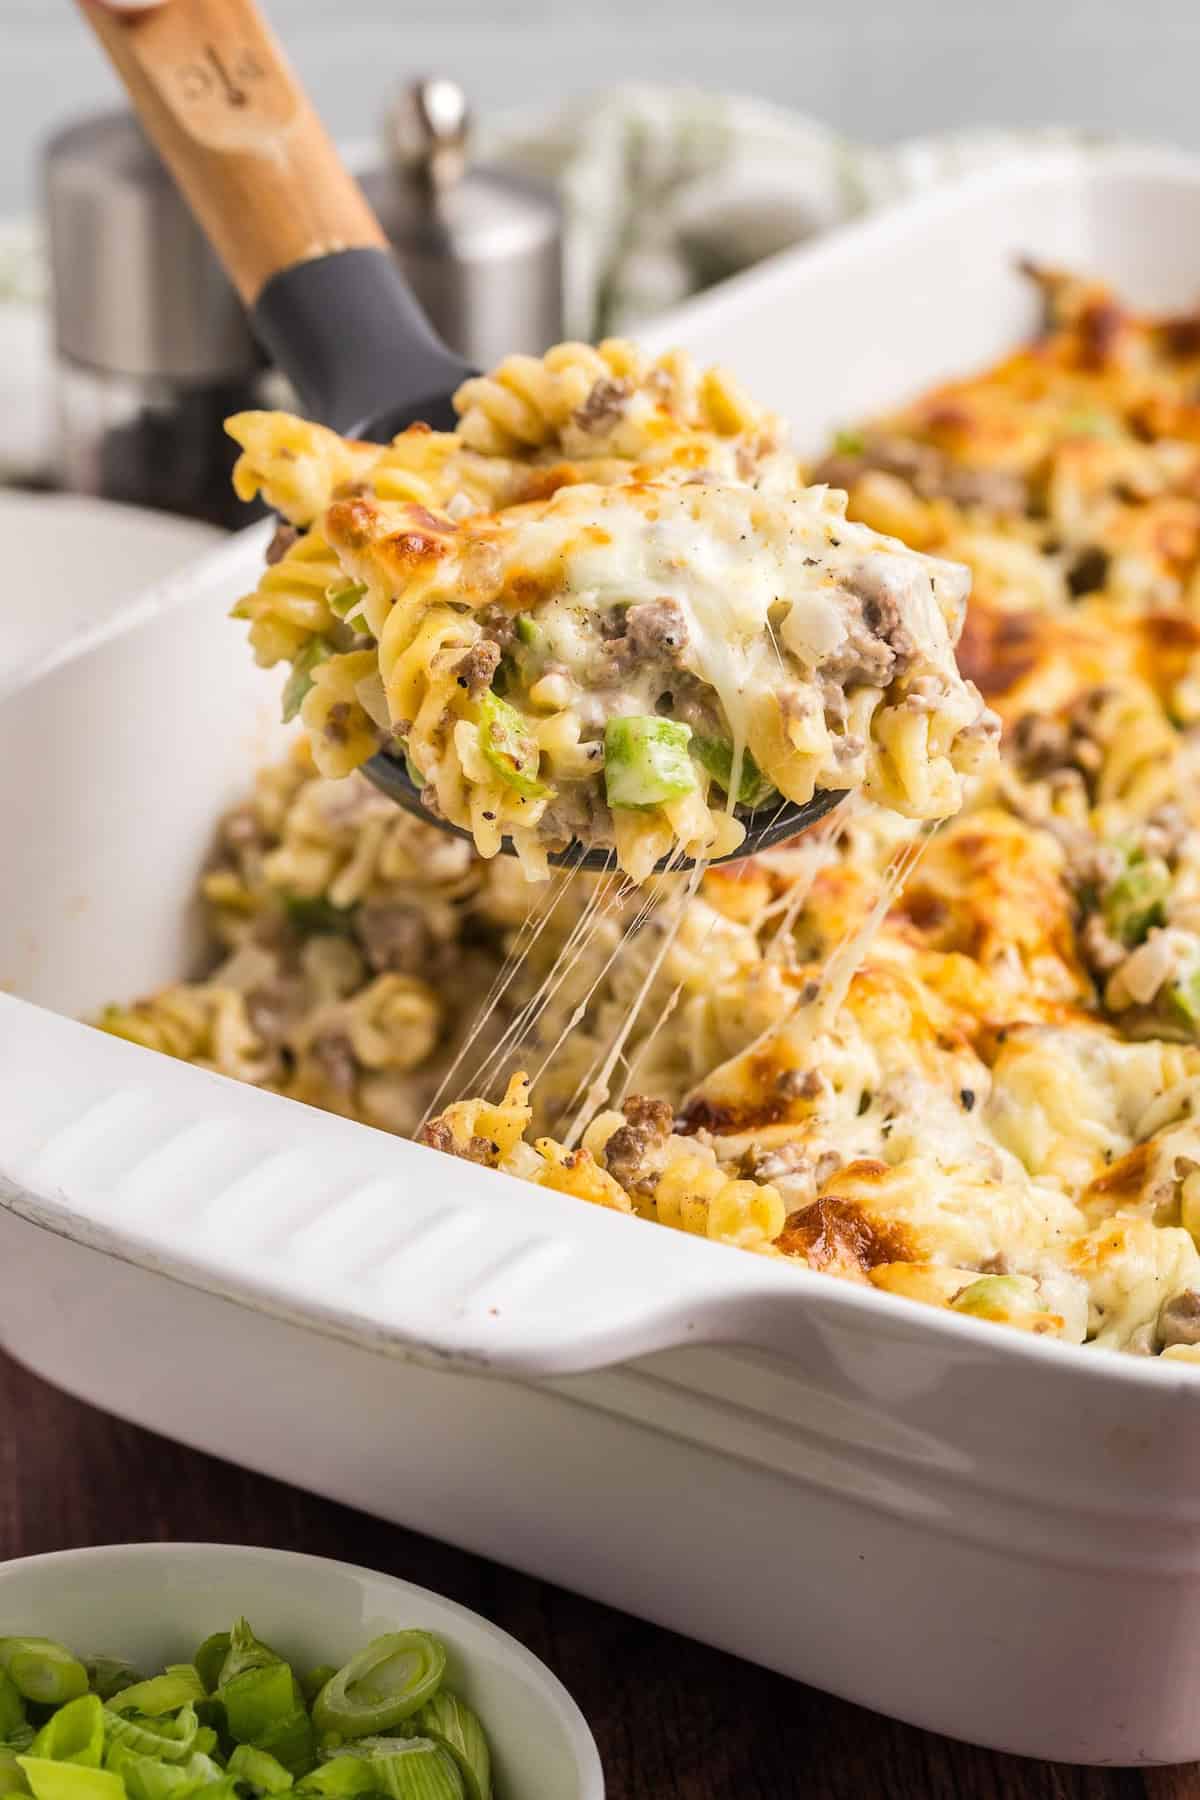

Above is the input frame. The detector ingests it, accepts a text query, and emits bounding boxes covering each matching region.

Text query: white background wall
[5,0,1200,217]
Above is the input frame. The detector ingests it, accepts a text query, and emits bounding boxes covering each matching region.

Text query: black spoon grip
[252,247,474,436]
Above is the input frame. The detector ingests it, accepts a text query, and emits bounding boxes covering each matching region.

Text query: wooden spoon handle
[77,0,386,306]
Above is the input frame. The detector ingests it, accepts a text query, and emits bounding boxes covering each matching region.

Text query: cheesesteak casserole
[101,267,1200,1360]
[224,348,995,879]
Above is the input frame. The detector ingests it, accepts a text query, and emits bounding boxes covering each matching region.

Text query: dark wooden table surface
[2,1347,1195,1800]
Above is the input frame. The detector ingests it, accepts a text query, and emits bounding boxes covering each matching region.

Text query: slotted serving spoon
[79,0,843,868]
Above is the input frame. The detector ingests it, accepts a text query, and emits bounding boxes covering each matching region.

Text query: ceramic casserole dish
[5,146,1200,1765]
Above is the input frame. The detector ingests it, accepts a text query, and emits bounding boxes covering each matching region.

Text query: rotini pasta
[228,340,997,880]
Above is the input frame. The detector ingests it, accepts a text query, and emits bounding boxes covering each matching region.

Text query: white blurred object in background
[0,219,52,484]
[0,491,216,683]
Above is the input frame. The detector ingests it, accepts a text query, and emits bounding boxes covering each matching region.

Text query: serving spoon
[79,0,844,868]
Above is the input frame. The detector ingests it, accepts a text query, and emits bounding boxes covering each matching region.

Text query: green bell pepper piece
[603,717,696,810]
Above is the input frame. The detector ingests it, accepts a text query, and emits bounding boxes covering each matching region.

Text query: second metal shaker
[361,79,564,370]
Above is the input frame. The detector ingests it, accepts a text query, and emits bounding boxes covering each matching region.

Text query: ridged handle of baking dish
[0,996,838,1378]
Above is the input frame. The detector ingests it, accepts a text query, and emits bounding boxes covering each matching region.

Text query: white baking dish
[6,146,1200,1765]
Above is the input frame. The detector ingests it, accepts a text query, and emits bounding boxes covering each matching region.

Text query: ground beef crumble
[265,522,299,566]
[573,377,633,434]
[357,901,432,975]
[602,1094,675,1195]
[415,1118,497,1164]
[311,1031,357,1094]
[456,640,503,696]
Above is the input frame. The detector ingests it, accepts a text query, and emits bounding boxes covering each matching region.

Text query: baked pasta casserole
[101,266,1200,1361]
[225,347,995,879]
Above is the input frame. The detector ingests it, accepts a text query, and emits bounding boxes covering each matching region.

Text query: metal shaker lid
[359,79,563,366]
[43,111,256,383]
[389,78,472,194]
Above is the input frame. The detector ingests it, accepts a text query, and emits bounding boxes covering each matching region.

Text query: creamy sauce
[437,477,989,850]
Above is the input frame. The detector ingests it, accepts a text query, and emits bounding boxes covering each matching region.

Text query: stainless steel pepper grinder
[360,79,564,368]
[43,111,277,528]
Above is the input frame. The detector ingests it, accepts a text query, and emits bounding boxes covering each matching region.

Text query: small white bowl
[0,1543,603,1800]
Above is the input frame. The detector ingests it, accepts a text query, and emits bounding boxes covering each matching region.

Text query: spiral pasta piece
[228,413,384,524]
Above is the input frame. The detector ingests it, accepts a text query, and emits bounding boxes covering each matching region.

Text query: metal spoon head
[358,391,463,441]
[362,748,845,870]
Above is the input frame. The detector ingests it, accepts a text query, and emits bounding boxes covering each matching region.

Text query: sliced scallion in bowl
[0,1621,492,1800]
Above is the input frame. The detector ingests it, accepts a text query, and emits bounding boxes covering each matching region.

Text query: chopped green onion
[0,1647,88,1711]
[514,615,543,651]
[180,1780,240,1800]
[165,1671,204,1695]
[1168,967,1200,1032]
[177,1751,228,1795]
[297,1673,336,1713]
[475,692,549,801]
[9,1624,494,1800]
[1102,857,1170,946]
[320,1737,410,1759]
[219,1666,297,1746]
[217,1626,284,1695]
[247,1716,314,1782]
[0,1749,29,1796]
[350,1742,461,1800]
[603,716,696,810]
[311,1636,446,1741]
[173,1776,240,1800]
[227,1746,293,1794]
[103,1704,200,1765]
[294,1759,372,1797]
[194,1707,229,1757]
[193,1641,231,1703]
[16,1761,124,1800]
[281,639,333,724]
[1061,411,1120,440]
[29,1698,103,1769]
[832,428,866,456]
[280,893,357,938]
[689,736,777,809]
[409,1696,489,1800]
[108,1672,205,1719]
[325,581,368,621]
[83,1664,140,1707]
[951,1274,1039,1317]
[103,1746,220,1800]
[0,1674,25,1742]
[177,1751,227,1787]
